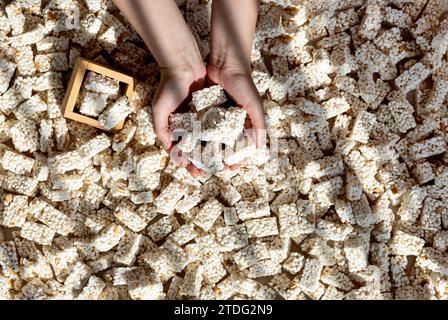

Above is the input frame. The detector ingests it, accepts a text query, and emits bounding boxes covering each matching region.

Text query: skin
[113,0,265,176]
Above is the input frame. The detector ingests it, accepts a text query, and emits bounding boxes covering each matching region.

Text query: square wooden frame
[62,57,135,131]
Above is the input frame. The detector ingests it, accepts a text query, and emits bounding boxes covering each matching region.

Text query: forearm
[113,0,203,71]
[210,0,259,72]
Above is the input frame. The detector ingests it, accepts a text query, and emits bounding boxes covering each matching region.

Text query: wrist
[209,47,252,76]
[207,53,252,86]
[160,58,206,82]
[158,33,205,79]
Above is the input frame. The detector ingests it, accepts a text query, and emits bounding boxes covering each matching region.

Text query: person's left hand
[152,64,207,177]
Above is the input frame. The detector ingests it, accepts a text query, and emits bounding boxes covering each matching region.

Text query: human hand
[111,0,212,177]
[152,64,207,177]
[207,63,266,146]
[208,0,265,149]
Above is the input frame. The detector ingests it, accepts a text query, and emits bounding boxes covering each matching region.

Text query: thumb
[152,102,173,151]
[245,97,266,148]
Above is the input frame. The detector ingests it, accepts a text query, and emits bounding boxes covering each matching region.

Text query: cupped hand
[152,64,207,177]
[207,63,266,171]
[207,63,266,148]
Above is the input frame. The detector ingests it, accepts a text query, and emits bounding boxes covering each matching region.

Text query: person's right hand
[207,63,266,148]
[111,0,210,177]
[152,63,207,177]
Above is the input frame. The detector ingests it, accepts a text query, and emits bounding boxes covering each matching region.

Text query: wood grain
[61,57,135,132]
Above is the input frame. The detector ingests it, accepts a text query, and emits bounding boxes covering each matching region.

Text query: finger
[152,103,173,151]
[169,145,189,167]
[186,163,199,177]
[187,163,206,177]
[229,163,242,171]
[196,167,206,176]
[245,102,266,148]
[243,83,266,148]
[223,163,242,171]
